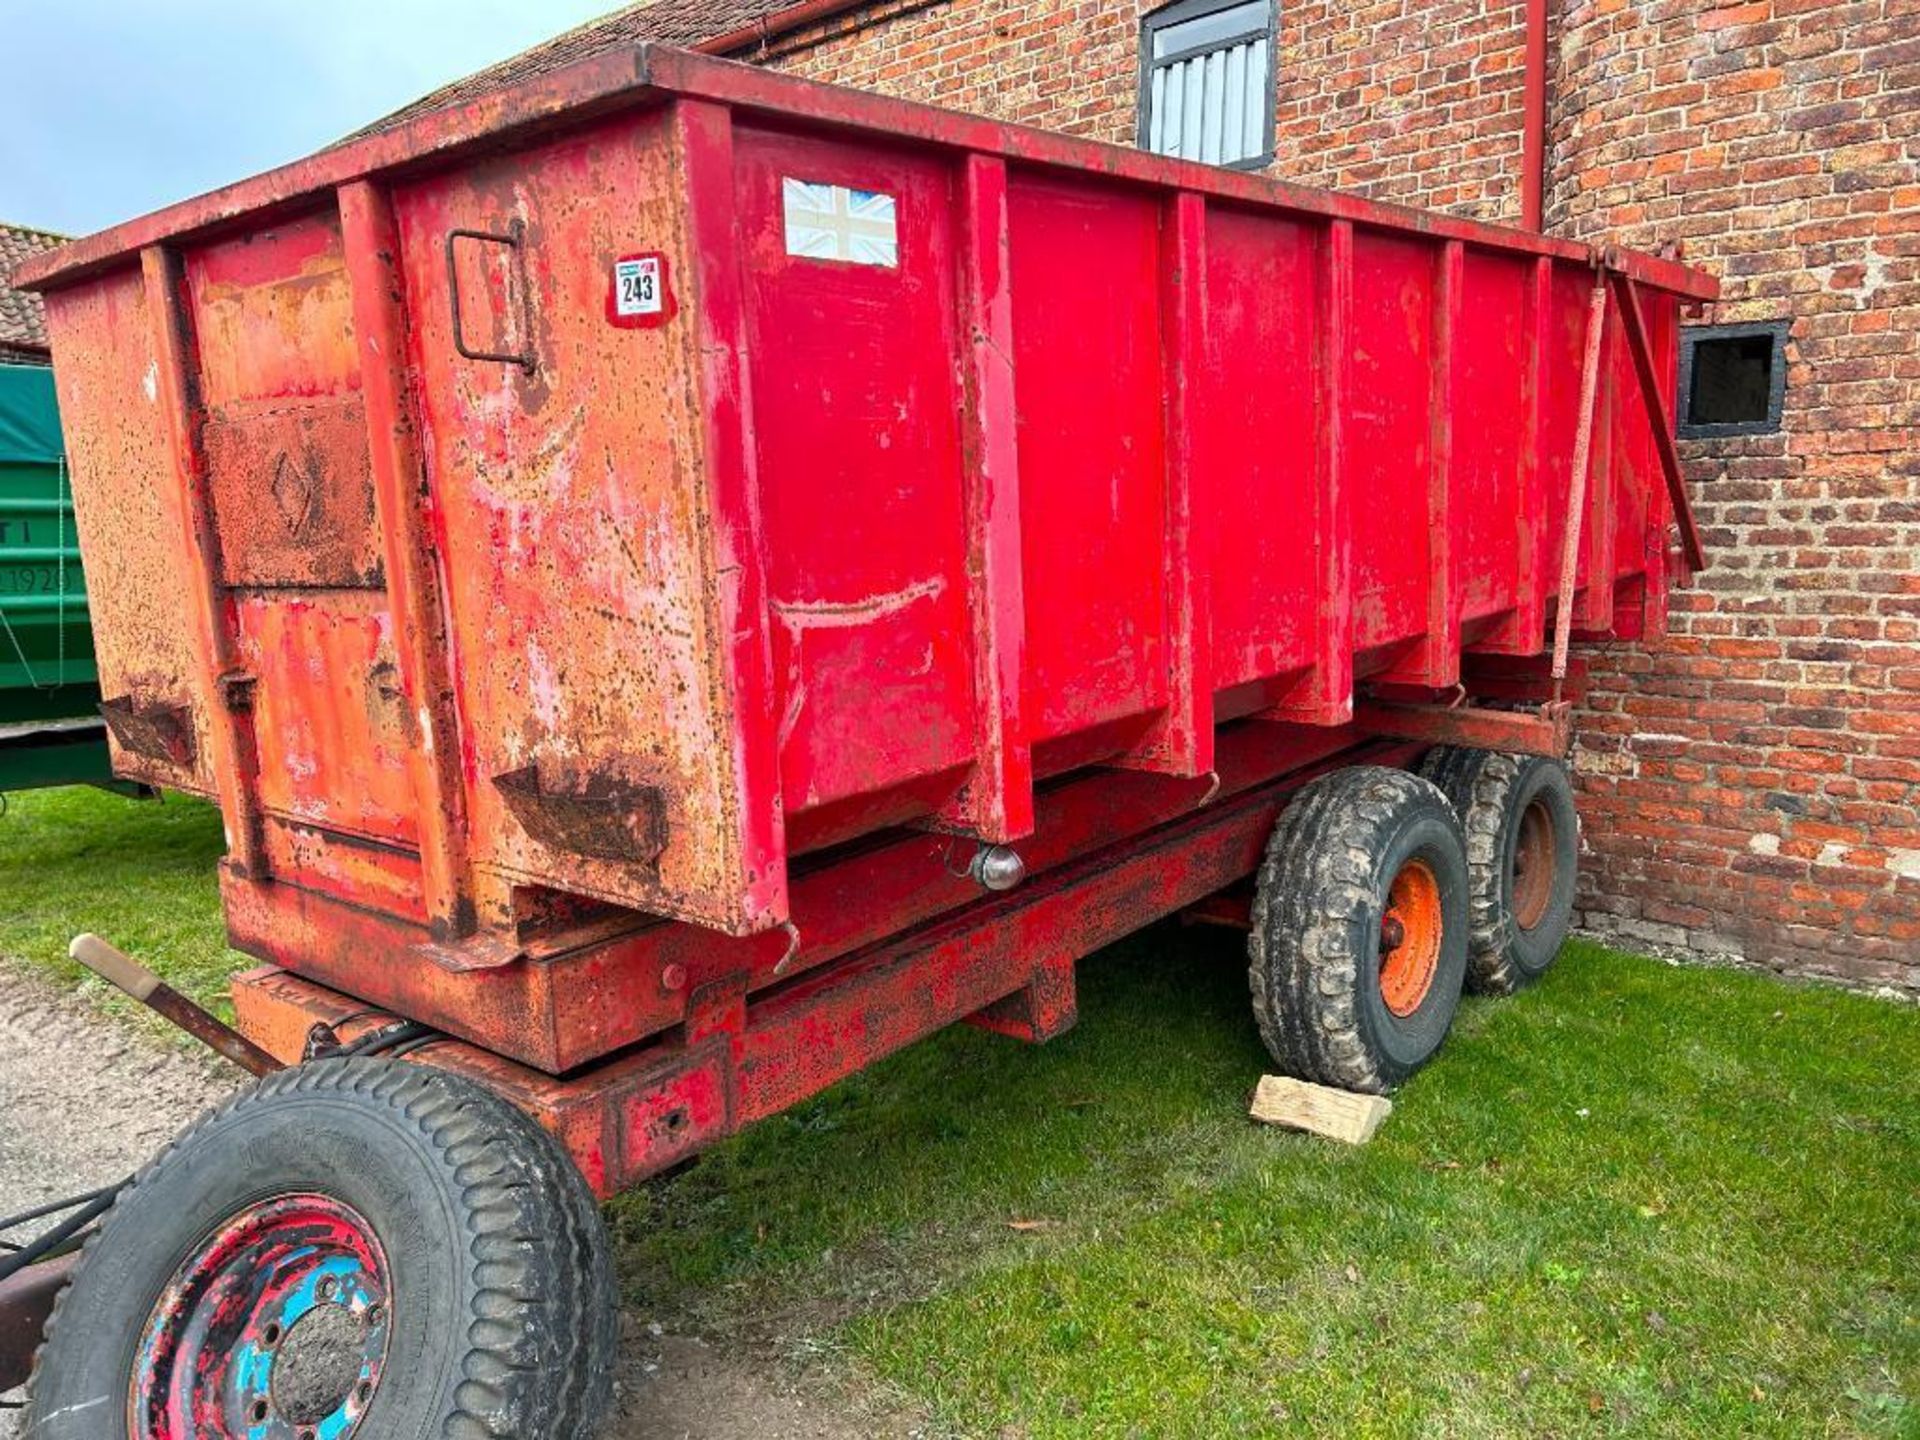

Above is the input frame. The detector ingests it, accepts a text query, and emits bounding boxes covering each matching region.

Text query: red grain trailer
[16,45,1711,1438]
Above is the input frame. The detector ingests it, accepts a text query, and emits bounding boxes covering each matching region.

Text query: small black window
[1677,321,1789,438]
[1139,0,1277,169]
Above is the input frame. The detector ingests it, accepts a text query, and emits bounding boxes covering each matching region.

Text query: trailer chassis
[223,658,1576,1200]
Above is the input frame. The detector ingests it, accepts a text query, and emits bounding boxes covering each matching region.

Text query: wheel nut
[1380,915,1406,951]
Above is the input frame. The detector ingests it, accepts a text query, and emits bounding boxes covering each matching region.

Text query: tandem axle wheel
[1246,751,1580,1092]
[1248,765,1472,1094]
[1418,746,1580,995]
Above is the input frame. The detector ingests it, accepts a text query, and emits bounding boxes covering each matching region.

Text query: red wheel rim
[1511,797,1556,932]
[131,1193,391,1440]
[1378,857,1443,1018]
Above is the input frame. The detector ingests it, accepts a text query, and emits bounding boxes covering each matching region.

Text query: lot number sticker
[607,252,675,328]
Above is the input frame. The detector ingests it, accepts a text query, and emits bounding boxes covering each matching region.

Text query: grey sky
[2,1,619,236]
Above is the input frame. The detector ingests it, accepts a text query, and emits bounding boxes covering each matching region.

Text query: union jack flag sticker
[782,179,899,268]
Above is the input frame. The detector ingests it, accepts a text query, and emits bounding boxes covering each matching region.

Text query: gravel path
[0,968,914,1439]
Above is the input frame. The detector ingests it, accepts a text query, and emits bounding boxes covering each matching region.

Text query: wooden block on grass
[1249,1075,1392,1145]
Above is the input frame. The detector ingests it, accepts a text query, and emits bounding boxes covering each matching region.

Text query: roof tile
[0,223,66,353]
[359,0,796,136]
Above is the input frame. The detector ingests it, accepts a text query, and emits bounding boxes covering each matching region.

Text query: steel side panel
[1201,207,1320,691]
[1007,173,1170,742]
[27,48,1713,954]
[41,274,214,797]
[1610,292,1674,589]
[232,591,419,844]
[733,126,977,814]
[1452,249,1529,624]
[1346,231,1434,654]
[392,109,773,934]
[184,211,361,408]
[1537,263,1596,629]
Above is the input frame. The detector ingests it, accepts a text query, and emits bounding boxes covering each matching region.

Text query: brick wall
[1265,0,1529,222]
[1549,0,1920,988]
[764,0,1532,220]
[742,0,1920,988]
[763,0,1140,140]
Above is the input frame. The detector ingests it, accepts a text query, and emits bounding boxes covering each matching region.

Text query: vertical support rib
[1551,277,1608,682]
[1265,218,1354,726]
[1121,188,1214,776]
[674,98,789,927]
[139,244,266,878]
[943,152,1033,839]
[339,180,474,939]
[1424,239,1465,685]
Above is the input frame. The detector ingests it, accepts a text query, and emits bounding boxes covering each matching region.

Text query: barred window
[1139,0,1276,169]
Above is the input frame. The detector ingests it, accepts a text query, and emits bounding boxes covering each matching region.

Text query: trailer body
[21,46,1713,1193]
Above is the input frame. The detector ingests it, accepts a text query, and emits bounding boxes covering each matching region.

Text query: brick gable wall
[738,0,1919,988]
[1548,0,1920,986]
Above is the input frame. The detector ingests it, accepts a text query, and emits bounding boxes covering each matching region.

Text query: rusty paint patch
[205,395,384,588]
[494,763,670,867]
[98,692,195,767]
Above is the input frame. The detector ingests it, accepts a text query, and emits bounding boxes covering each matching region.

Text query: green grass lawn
[0,783,239,1021]
[5,785,1918,1436]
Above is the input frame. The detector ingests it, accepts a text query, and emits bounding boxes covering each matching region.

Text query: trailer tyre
[1249,766,1470,1094]
[27,1057,617,1440]
[1417,747,1579,994]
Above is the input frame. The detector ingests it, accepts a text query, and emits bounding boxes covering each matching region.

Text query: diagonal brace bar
[1607,265,1707,574]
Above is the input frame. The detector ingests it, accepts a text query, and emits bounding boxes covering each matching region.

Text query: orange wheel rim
[1379,857,1443,1017]
[1511,798,1556,931]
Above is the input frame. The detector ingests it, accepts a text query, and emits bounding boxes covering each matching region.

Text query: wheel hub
[131,1193,390,1440]
[1378,857,1443,1017]
[272,1302,371,1426]
[1510,796,1557,932]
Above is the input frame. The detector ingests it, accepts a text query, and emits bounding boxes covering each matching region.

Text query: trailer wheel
[1417,747,1579,994]
[27,1058,617,1440]
[1249,766,1470,1093]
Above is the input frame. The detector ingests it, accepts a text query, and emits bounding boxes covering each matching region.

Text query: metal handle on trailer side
[445,220,538,373]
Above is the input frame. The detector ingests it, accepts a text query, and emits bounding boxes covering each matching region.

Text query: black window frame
[1676,320,1790,439]
[1137,0,1280,172]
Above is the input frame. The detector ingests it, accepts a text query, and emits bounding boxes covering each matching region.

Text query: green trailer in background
[0,361,122,793]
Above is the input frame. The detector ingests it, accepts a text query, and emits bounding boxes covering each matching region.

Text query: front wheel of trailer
[26,1057,617,1440]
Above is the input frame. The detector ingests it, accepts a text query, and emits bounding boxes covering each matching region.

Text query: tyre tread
[1249,766,1464,1094]
[27,1058,616,1440]
[1418,746,1578,996]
